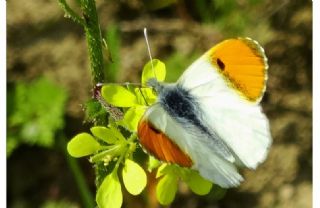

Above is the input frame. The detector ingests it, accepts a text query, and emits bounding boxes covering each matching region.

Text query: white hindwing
[145,104,244,188]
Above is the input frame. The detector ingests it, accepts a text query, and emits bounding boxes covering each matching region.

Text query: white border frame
[313,1,319,208]
[1,1,7,207]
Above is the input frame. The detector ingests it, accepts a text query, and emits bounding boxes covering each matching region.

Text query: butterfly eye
[217,58,225,71]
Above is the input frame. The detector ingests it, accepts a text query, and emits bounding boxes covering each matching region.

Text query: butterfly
[137,37,272,188]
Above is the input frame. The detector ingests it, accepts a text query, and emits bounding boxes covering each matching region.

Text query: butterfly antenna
[138,87,149,106]
[144,27,157,80]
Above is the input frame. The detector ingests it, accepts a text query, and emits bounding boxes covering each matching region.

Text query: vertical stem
[58,0,111,193]
[59,135,95,208]
[66,154,96,208]
[79,0,109,188]
[80,0,105,84]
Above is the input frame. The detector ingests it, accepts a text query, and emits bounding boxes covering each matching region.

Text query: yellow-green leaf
[141,59,166,85]
[109,126,126,142]
[182,169,213,195]
[90,126,118,144]
[156,164,176,178]
[96,172,122,208]
[134,88,157,105]
[101,84,138,107]
[156,173,178,205]
[67,133,101,158]
[122,106,146,131]
[122,159,147,195]
[148,156,161,172]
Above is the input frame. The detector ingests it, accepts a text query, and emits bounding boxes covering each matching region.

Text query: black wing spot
[217,58,225,70]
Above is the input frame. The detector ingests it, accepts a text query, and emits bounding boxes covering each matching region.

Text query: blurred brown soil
[7,0,312,207]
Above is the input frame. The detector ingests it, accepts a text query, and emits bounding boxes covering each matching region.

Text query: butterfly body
[138,38,272,188]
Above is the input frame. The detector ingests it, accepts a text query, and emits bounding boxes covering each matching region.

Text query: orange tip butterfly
[137,37,272,188]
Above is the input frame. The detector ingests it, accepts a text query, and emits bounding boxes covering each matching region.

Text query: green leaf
[134,88,157,105]
[148,156,161,172]
[122,159,147,195]
[156,173,178,205]
[90,126,118,144]
[101,84,138,107]
[181,169,212,195]
[109,126,126,142]
[96,172,123,208]
[67,133,101,158]
[121,106,146,131]
[7,77,67,151]
[84,99,107,124]
[7,135,19,157]
[156,164,175,178]
[141,59,166,85]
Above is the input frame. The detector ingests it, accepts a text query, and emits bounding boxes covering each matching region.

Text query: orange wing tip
[137,120,193,167]
[240,37,269,72]
[208,37,268,103]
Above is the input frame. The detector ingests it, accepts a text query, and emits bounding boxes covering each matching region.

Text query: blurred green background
[7,0,312,207]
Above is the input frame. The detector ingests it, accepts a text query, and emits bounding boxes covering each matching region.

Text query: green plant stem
[59,136,95,208]
[80,0,105,84]
[58,0,106,84]
[114,147,127,171]
[58,0,85,26]
[114,133,137,170]
[58,0,116,198]
[90,145,121,163]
